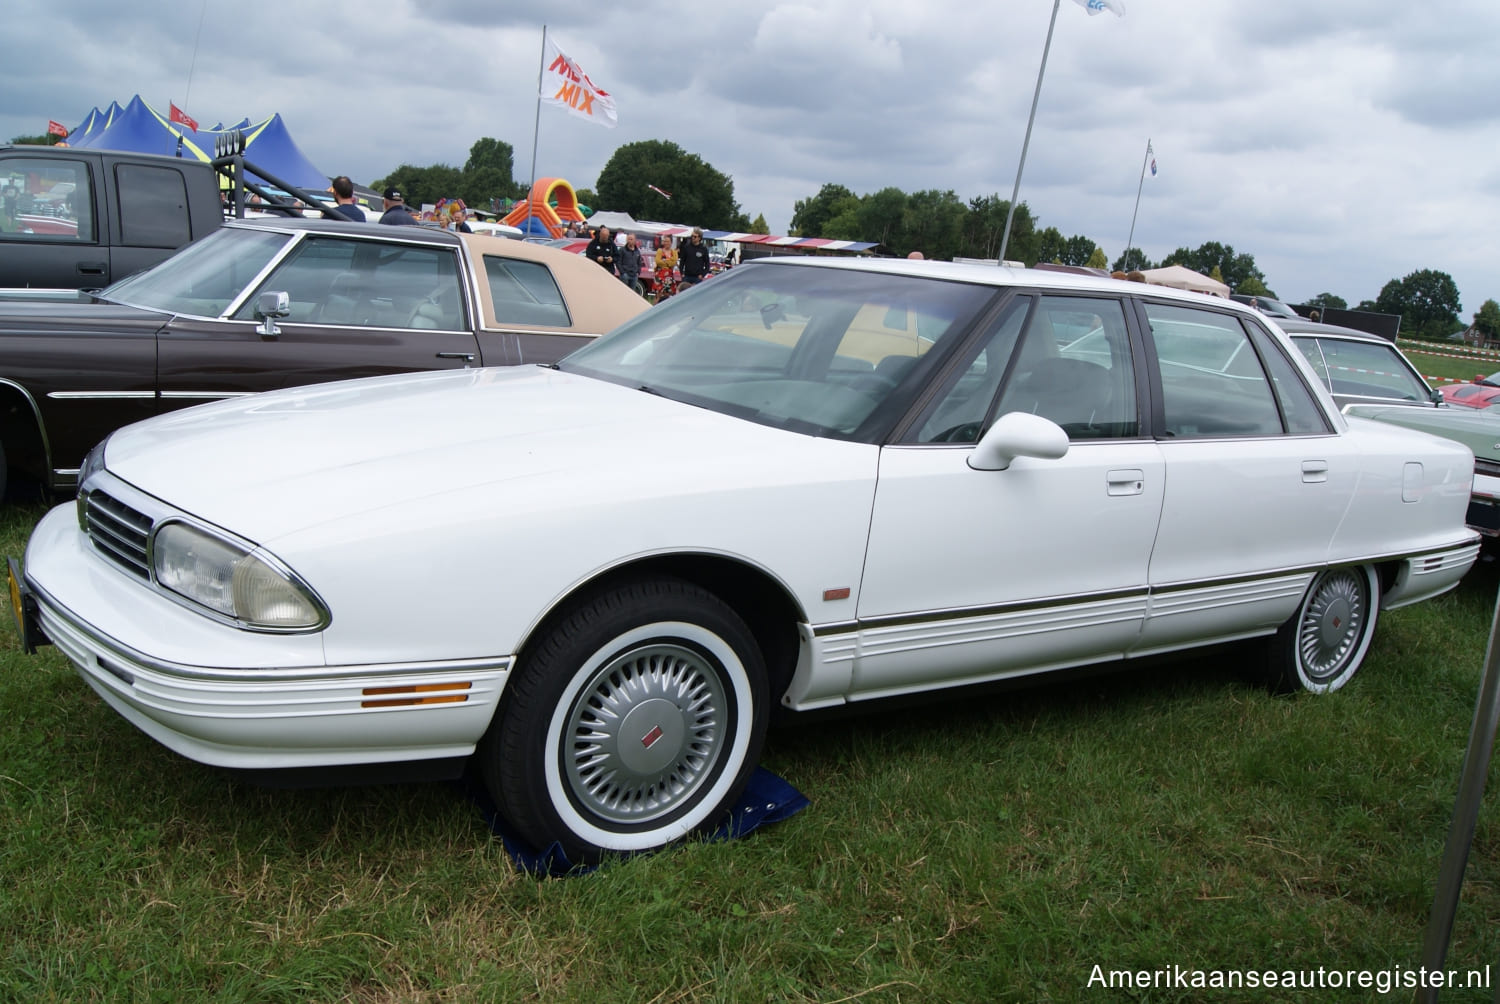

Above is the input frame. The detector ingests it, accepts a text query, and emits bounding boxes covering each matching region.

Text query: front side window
[1146,303,1283,437]
[994,296,1138,440]
[484,256,571,327]
[560,264,993,440]
[235,236,466,330]
[0,157,93,243]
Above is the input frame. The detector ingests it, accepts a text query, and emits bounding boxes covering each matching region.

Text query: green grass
[2,502,1498,1002]
[1402,341,1500,386]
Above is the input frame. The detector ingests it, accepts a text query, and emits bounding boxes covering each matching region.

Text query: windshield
[559,262,994,439]
[100,226,294,318]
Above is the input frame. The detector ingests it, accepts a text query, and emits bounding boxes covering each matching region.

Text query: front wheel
[481,577,768,863]
[1265,565,1379,694]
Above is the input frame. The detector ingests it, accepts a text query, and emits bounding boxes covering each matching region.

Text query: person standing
[586,226,616,275]
[679,228,710,287]
[653,236,679,300]
[378,187,419,226]
[331,176,364,221]
[616,233,644,295]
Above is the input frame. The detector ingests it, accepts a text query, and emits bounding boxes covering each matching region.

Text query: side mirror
[1431,388,1446,406]
[968,411,1069,471]
[254,290,290,338]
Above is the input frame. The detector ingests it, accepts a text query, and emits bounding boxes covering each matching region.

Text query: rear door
[157,233,482,409]
[1135,301,1352,654]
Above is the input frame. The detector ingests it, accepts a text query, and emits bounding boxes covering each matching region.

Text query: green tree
[1061,235,1098,267]
[9,134,57,145]
[1305,292,1347,311]
[960,195,1031,261]
[1112,247,1151,272]
[822,194,864,241]
[460,137,521,206]
[857,187,907,249]
[1236,274,1269,296]
[1085,247,1108,270]
[790,183,855,237]
[749,213,770,235]
[1375,269,1462,340]
[595,140,744,229]
[373,164,464,208]
[1028,226,1067,267]
[1159,242,1269,294]
[1474,299,1500,341]
[899,189,967,260]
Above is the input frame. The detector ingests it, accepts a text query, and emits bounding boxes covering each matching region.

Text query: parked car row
[10,256,1480,861]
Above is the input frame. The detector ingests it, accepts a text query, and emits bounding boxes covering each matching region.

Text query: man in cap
[379,187,419,226]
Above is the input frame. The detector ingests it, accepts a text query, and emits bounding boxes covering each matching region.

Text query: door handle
[1107,469,1145,496]
[435,352,476,367]
[77,262,107,276]
[1302,460,1329,483]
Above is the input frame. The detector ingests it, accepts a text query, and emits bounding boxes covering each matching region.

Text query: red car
[1440,373,1500,409]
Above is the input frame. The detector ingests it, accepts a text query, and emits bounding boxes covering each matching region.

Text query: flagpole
[998,0,1061,266]
[1124,138,1150,268]
[526,25,547,235]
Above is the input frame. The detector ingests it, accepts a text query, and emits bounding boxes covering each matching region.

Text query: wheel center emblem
[1332,616,1342,629]
[641,725,664,749]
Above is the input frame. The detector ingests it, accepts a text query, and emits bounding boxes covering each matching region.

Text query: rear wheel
[1265,565,1379,693]
[481,577,768,863]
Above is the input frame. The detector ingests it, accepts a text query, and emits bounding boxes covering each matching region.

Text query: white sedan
[11,259,1480,862]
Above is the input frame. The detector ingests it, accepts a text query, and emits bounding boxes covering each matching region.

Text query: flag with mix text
[541,39,618,128]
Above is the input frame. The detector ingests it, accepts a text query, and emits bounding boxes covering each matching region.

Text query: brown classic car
[0,217,648,496]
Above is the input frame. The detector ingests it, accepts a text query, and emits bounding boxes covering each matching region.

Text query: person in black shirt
[378,187,419,226]
[679,228,711,286]
[331,176,365,221]
[586,227,617,275]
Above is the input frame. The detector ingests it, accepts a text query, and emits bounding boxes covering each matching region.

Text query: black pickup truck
[0,145,226,290]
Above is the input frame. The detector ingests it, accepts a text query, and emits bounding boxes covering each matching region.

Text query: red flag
[169,102,198,132]
[46,120,68,138]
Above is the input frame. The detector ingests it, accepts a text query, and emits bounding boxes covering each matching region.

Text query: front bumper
[18,505,512,771]
[1467,472,1500,537]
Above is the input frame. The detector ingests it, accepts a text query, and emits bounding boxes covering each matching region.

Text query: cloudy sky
[4,0,1497,315]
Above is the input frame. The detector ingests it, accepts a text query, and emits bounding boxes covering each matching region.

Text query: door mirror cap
[968,411,1070,471]
[255,290,290,338]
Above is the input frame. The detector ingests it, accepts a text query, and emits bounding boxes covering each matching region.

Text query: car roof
[746,255,1267,314]
[226,216,463,247]
[1275,318,1390,342]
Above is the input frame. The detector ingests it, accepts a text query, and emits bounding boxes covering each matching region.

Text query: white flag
[1071,0,1126,16]
[541,38,618,128]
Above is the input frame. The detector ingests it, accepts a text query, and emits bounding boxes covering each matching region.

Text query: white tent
[1140,264,1231,298]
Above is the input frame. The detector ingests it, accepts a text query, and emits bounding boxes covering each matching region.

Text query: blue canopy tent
[69,95,213,162]
[234,113,327,191]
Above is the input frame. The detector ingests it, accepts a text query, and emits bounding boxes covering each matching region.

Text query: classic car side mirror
[255,291,291,339]
[968,411,1070,471]
[1431,388,1446,406]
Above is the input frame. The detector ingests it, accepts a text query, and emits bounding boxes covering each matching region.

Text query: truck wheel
[481,577,768,863]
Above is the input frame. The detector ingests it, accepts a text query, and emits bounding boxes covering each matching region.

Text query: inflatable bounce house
[502,177,588,238]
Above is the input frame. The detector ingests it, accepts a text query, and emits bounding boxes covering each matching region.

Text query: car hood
[1344,402,1500,461]
[0,297,168,331]
[103,365,866,542]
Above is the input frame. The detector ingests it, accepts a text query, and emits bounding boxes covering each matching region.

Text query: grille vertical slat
[84,490,153,579]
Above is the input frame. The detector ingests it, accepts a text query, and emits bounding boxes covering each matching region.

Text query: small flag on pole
[1148,142,1157,176]
[169,102,198,132]
[647,184,672,200]
[47,120,69,138]
[1070,0,1126,16]
[541,38,618,128]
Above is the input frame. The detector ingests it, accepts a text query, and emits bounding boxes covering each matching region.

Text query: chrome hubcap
[1297,569,1367,683]
[563,642,729,825]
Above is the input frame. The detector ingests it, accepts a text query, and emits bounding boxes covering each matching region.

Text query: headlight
[152,522,327,631]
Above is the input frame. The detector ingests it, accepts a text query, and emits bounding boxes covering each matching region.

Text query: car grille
[83,489,154,580]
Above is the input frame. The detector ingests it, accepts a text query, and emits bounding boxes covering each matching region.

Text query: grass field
[1,501,1497,1002]
[1401,341,1500,387]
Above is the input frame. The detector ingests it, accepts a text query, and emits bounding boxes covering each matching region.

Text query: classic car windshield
[100,227,294,318]
[560,264,994,437]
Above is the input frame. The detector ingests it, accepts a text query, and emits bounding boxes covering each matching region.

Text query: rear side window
[484,256,572,327]
[1146,303,1283,438]
[0,156,94,243]
[1246,326,1330,434]
[116,164,191,249]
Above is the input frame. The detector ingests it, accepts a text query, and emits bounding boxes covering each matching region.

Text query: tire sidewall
[1289,565,1379,694]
